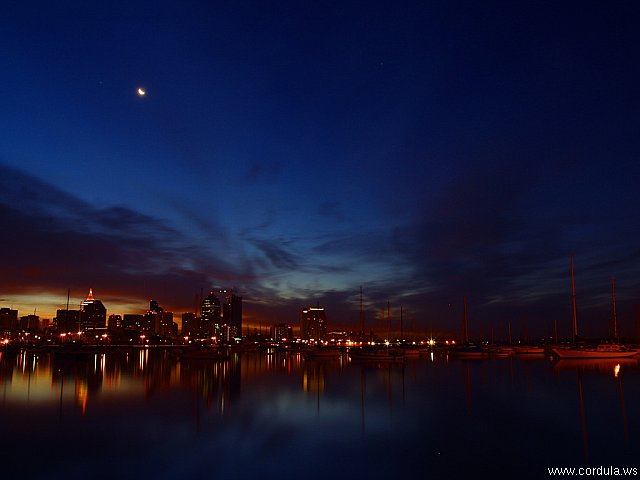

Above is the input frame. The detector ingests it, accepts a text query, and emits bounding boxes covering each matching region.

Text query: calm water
[0,348,638,479]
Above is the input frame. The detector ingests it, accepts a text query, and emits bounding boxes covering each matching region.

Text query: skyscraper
[181,312,198,337]
[299,306,328,341]
[221,290,242,341]
[80,289,107,330]
[201,292,221,336]
[200,290,243,342]
[144,300,175,336]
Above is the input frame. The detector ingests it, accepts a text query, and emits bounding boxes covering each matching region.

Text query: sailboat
[450,297,488,358]
[348,347,405,362]
[551,260,637,359]
[347,293,406,363]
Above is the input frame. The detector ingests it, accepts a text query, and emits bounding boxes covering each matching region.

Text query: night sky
[2,1,640,338]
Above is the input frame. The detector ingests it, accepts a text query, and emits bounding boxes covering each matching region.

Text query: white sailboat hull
[551,346,637,359]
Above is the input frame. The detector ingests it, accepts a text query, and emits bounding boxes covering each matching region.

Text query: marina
[0,346,638,479]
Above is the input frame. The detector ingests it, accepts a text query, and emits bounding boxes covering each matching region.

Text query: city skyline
[2,1,640,338]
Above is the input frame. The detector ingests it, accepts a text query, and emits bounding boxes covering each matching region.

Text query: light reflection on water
[0,348,638,480]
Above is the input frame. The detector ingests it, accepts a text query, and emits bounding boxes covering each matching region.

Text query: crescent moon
[137,88,146,96]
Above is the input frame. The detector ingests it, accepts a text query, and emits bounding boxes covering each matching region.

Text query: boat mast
[359,286,364,338]
[570,256,578,343]
[400,305,403,344]
[463,297,469,344]
[386,301,390,343]
[65,288,70,334]
[612,275,618,340]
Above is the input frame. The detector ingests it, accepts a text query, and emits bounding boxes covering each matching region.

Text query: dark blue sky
[1,1,639,338]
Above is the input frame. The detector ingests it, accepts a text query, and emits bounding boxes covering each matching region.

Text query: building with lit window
[0,308,18,336]
[201,292,221,336]
[108,314,122,330]
[299,306,328,341]
[271,323,293,342]
[199,290,243,342]
[143,300,176,336]
[221,290,242,341]
[80,289,107,329]
[121,314,144,330]
[181,312,199,337]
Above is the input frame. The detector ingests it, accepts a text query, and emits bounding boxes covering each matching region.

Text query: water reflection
[0,349,638,480]
[551,357,636,465]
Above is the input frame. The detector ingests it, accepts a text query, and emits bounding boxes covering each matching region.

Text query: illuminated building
[181,312,199,337]
[199,290,243,342]
[201,292,221,336]
[80,289,107,329]
[271,323,293,342]
[221,290,242,341]
[108,314,121,330]
[144,300,177,336]
[121,314,144,330]
[300,306,328,341]
[327,330,348,342]
[0,308,18,335]
[156,312,176,336]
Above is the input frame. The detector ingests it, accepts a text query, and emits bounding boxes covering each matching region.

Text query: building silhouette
[121,314,144,331]
[181,312,199,337]
[144,300,176,336]
[299,306,328,341]
[19,314,39,332]
[0,308,18,336]
[201,292,221,336]
[108,314,122,330]
[56,309,80,333]
[199,290,243,342]
[271,323,293,342]
[221,290,242,341]
[80,289,107,329]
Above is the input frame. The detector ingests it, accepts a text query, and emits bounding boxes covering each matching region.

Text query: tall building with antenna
[80,288,107,330]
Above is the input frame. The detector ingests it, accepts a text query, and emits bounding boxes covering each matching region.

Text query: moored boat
[488,345,513,357]
[449,298,488,358]
[552,260,638,359]
[553,357,638,372]
[348,347,405,362]
[512,345,545,355]
[551,343,637,359]
[449,344,488,358]
[396,347,421,357]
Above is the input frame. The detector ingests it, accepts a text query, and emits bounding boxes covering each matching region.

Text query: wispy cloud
[0,164,249,311]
